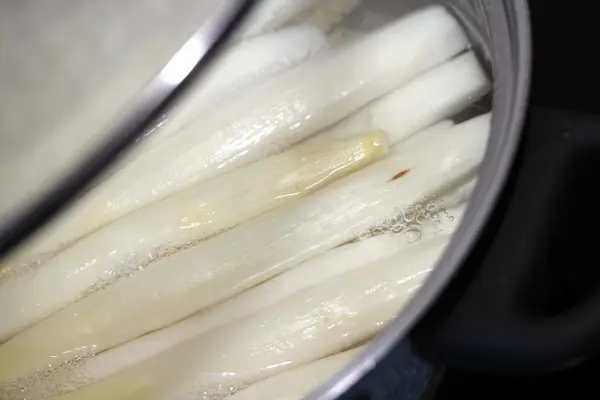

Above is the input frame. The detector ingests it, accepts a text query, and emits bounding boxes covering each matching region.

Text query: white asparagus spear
[311,51,489,145]
[37,235,400,396]
[53,237,449,400]
[399,119,455,150]
[400,124,478,211]
[150,24,329,145]
[441,176,478,207]
[227,348,364,400]
[112,6,467,204]
[397,120,478,209]
[158,238,450,400]
[7,6,468,266]
[237,0,315,38]
[0,24,329,275]
[328,26,365,47]
[23,176,472,398]
[0,114,489,387]
[238,0,361,38]
[66,206,468,391]
[291,0,362,32]
[0,132,386,342]
[0,25,328,276]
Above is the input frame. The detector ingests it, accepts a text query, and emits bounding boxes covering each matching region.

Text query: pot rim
[0,0,258,258]
[307,1,532,399]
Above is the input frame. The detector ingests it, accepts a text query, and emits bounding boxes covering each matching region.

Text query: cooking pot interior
[0,1,529,400]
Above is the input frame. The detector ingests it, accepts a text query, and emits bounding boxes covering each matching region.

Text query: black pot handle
[411,107,600,374]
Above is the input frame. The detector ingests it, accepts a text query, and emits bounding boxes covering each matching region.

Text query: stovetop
[527,0,600,115]
[434,358,600,399]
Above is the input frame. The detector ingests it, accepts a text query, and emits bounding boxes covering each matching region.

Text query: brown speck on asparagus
[389,169,411,182]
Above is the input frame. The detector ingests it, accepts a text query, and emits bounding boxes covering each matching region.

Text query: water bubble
[401,226,423,243]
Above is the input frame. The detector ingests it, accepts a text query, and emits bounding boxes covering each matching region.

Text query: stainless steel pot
[310,1,531,399]
[0,1,531,399]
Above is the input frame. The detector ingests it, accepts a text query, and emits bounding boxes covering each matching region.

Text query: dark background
[434,0,600,397]
[529,0,600,113]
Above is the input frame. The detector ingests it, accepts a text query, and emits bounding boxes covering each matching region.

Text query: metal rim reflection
[0,0,258,259]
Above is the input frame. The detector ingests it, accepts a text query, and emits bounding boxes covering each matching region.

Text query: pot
[0,1,537,399]
[310,1,532,398]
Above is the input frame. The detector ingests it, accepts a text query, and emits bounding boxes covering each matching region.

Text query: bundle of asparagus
[0,5,492,400]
